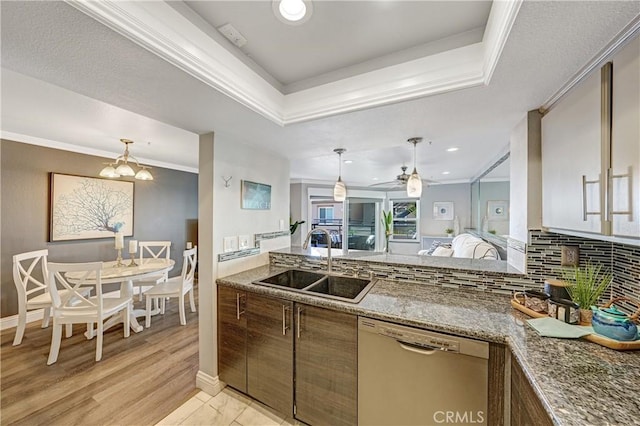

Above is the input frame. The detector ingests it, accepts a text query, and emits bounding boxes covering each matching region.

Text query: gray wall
[419,183,471,236]
[1,139,198,318]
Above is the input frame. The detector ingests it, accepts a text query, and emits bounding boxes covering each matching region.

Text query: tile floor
[156,387,304,426]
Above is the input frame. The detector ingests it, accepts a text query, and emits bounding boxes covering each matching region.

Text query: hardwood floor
[0,290,199,426]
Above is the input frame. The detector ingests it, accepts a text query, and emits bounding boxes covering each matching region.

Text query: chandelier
[99,139,153,181]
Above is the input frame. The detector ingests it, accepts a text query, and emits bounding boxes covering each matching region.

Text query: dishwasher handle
[397,340,440,355]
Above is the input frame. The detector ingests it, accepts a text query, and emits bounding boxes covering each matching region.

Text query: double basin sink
[253,269,376,303]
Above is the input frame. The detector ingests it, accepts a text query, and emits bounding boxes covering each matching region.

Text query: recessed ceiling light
[372,177,379,181]
[446,147,459,152]
[442,171,450,175]
[344,160,353,164]
[273,0,313,25]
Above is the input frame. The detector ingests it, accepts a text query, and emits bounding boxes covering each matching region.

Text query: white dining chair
[47,262,131,364]
[12,249,78,346]
[134,241,172,301]
[144,247,197,327]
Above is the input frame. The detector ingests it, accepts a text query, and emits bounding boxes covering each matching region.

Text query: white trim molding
[0,132,199,174]
[0,309,45,331]
[66,0,523,126]
[196,371,225,396]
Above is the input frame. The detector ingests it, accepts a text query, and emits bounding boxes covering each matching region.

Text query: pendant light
[333,148,347,201]
[406,137,423,198]
[99,139,154,181]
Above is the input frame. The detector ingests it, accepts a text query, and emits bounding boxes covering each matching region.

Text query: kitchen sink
[253,269,375,303]
[258,269,326,289]
[305,275,375,303]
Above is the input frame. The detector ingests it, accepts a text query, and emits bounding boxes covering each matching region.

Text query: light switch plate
[223,236,238,253]
[238,234,253,250]
[561,246,579,266]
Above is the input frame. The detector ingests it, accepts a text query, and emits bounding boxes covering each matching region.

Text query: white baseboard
[0,309,45,331]
[196,371,225,396]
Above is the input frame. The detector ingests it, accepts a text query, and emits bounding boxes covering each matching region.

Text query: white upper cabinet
[542,34,640,242]
[610,36,640,238]
[542,69,603,234]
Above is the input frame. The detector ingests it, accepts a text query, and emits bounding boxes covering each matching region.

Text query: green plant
[381,210,393,235]
[488,229,497,235]
[289,219,305,235]
[561,262,612,309]
[444,228,454,234]
[381,210,393,252]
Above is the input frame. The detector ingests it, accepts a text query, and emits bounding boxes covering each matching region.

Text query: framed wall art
[487,200,509,220]
[50,173,134,242]
[432,201,454,220]
[241,180,271,210]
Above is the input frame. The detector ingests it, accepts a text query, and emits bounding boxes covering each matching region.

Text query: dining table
[65,258,175,334]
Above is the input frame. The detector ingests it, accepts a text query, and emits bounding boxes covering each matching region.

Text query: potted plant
[381,210,392,253]
[444,228,454,237]
[561,262,613,325]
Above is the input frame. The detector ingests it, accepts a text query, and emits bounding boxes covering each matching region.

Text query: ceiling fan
[370,165,438,188]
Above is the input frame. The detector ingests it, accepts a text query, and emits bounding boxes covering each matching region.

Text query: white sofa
[419,233,500,260]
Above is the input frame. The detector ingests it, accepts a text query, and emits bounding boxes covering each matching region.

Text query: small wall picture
[223,236,238,253]
[433,201,454,220]
[241,180,271,210]
[487,200,509,220]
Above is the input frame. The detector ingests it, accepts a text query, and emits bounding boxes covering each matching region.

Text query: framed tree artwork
[49,173,134,242]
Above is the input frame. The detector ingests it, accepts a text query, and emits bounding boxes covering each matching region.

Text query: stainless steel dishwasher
[358,317,488,426]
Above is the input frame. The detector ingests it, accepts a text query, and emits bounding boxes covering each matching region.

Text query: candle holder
[128,251,138,267]
[114,248,125,267]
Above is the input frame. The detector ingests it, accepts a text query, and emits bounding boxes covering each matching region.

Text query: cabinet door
[542,69,603,233]
[247,293,293,416]
[510,357,553,426]
[295,304,357,426]
[217,285,247,393]
[611,36,640,238]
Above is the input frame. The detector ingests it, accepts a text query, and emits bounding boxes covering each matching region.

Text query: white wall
[510,111,542,242]
[509,110,542,271]
[197,132,290,394]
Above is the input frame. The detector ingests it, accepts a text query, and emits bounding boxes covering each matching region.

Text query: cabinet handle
[581,175,601,221]
[296,306,303,339]
[236,293,245,320]
[282,305,290,335]
[608,166,633,217]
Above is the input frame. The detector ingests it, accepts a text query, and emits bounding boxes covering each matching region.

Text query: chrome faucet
[302,227,333,273]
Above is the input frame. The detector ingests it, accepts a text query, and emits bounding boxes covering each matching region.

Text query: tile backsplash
[272,230,640,313]
[527,230,639,313]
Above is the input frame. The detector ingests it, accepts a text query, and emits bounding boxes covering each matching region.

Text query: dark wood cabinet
[294,303,358,426]
[217,286,247,393]
[510,356,553,426]
[247,295,294,416]
[218,285,357,424]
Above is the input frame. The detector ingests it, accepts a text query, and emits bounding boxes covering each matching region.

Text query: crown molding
[66,0,522,126]
[1,132,199,174]
[541,15,640,112]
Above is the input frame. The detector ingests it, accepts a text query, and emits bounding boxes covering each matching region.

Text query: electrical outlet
[561,246,579,266]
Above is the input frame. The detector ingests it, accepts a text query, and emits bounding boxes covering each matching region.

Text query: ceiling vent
[217,23,247,48]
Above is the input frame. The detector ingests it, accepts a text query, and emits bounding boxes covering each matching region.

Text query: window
[391,200,419,241]
[318,206,334,221]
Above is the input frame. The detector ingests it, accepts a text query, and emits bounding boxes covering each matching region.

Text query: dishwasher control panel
[359,317,489,359]
[378,325,460,352]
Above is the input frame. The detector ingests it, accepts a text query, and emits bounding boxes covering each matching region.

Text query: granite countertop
[273,246,525,275]
[217,265,640,426]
